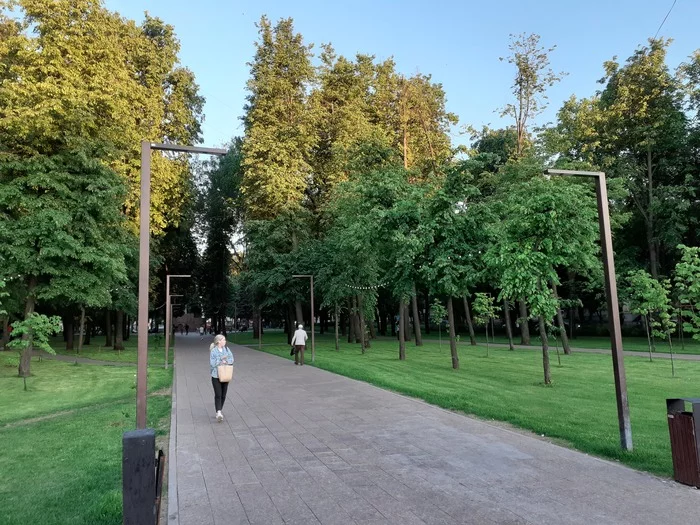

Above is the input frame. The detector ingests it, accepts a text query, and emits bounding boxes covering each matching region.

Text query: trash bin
[666,398,700,488]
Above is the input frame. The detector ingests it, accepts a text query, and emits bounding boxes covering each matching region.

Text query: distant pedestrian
[291,324,308,366]
[199,325,205,339]
[185,323,189,335]
[209,334,234,422]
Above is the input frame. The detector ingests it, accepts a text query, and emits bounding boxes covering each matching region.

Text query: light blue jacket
[210,345,234,378]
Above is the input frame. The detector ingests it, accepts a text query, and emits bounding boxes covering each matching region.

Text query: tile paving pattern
[168,335,699,525]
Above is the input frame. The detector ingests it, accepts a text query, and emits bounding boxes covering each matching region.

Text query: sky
[104,0,700,150]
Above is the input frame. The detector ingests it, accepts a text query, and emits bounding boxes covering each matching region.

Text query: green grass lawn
[468,333,700,355]
[47,333,175,365]
[0,351,172,525]
[244,330,699,477]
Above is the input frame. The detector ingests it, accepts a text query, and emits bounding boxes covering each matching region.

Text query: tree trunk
[83,316,91,345]
[398,299,406,360]
[295,300,304,327]
[114,310,124,350]
[334,304,340,351]
[369,308,377,339]
[377,305,385,336]
[567,270,576,340]
[403,303,411,341]
[646,147,659,279]
[105,310,113,348]
[123,315,130,341]
[1,316,9,349]
[503,299,515,350]
[319,307,326,335]
[63,314,74,351]
[285,305,292,344]
[423,289,430,334]
[550,281,571,355]
[447,297,459,370]
[538,316,551,385]
[347,298,354,343]
[411,284,423,346]
[339,307,347,336]
[77,306,86,355]
[358,295,367,352]
[462,296,477,345]
[518,300,531,345]
[19,275,37,378]
[355,297,363,344]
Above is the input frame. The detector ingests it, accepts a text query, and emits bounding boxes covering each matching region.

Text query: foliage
[429,299,447,327]
[0,151,130,308]
[486,174,599,321]
[675,245,700,342]
[471,293,498,327]
[499,33,565,156]
[0,0,204,235]
[623,269,670,360]
[241,16,316,219]
[7,313,61,355]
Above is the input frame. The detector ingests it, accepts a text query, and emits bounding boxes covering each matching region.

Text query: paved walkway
[168,334,698,525]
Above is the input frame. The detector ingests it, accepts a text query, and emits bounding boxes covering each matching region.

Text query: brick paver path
[168,335,698,525]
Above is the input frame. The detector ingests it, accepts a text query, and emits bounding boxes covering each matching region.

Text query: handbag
[217,364,234,383]
[290,345,295,356]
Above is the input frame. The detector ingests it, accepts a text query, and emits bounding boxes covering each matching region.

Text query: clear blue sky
[105,0,700,149]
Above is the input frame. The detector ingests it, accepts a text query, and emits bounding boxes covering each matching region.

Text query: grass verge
[0,352,172,524]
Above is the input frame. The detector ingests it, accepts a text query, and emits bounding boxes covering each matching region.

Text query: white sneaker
[216,411,223,422]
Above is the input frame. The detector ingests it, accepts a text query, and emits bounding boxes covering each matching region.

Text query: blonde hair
[209,334,226,350]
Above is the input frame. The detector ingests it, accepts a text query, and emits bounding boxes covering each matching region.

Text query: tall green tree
[241,16,316,219]
[485,175,598,384]
[499,33,564,157]
[0,151,129,377]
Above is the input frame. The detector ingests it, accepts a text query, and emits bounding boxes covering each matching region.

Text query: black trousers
[211,377,229,412]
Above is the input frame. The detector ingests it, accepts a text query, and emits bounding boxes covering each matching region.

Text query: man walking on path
[291,323,308,365]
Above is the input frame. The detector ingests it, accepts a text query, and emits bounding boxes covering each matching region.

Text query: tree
[199,144,243,333]
[420,160,484,369]
[8,313,61,390]
[597,39,688,277]
[623,270,663,360]
[471,293,499,357]
[485,175,599,384]
[675,245,700,343]
[429,300,448,351]
[241,16,316,219]
[499,33,564,157]
[0,150,130,377]
[547,39,691,278]
[0,2,204,236]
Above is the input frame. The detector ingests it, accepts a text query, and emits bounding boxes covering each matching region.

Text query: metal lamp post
[292,274,315,363]
[137,142,226,429]
[165,276,190,370]
[545,168,632,451]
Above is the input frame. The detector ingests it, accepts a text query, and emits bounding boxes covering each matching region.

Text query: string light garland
[342,281,388,291]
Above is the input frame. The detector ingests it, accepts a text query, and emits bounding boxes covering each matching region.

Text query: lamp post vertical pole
[136,141,151,429]
[595,173,633,451]
[545,168,633,451]
[165,276,171,370]
[310,275,315,363]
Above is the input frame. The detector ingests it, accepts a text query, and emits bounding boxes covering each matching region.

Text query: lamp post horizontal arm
[150,143,228,155]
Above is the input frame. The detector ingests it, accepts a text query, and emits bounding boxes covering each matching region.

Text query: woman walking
[209,334,234,422]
